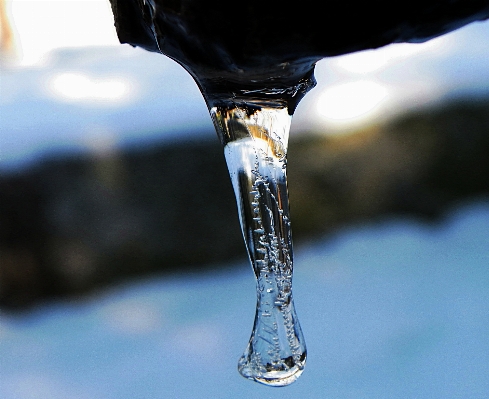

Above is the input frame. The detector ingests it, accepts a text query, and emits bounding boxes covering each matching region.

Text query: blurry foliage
[1,97,489,309]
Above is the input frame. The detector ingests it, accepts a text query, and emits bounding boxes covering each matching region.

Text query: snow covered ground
[1,200,488,399]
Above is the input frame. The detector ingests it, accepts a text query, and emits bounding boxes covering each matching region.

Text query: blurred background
[0,1,488,398]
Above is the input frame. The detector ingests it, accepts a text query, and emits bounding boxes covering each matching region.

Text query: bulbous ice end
[237,296,307,387]
[212,101,307,386]
[238,350,306,387]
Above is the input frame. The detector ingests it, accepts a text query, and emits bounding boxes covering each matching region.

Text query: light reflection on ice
[46,72,135,105]
[316,80,388,124]
[334,36,452,74]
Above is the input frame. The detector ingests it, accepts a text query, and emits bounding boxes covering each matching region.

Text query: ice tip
[238,352,307,387]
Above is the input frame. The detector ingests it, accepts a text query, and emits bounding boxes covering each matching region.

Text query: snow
[1,200,488,399]
[0,46,213,170]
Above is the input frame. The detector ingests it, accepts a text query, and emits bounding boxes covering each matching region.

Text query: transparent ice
[210,100,306,386]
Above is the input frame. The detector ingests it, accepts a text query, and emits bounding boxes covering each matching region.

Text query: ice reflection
[334,36,452,74]
[316,80,388,125]
[294,21,489,133]
[47,72,135,105]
